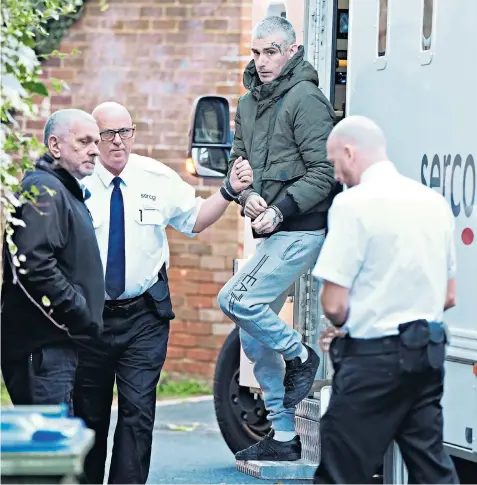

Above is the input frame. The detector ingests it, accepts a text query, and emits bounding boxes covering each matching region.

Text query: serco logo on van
[421,153,475,245]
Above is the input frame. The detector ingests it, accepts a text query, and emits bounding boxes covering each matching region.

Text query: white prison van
[186,0,477,482]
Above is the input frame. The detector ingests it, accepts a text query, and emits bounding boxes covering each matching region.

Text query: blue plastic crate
[1,405,94,479]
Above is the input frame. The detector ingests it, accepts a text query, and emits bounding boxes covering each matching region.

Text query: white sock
[299,345,309,363]
[274,430,297,442]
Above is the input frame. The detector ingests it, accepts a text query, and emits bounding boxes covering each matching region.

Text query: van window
[266,2,287,18]
[422,0,433,50]
[378,0,388,57]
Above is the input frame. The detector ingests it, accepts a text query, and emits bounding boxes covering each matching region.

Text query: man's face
[251,34,298,84]
[95,110,136,175]
[327,137,360,187]
[49,119,100,179]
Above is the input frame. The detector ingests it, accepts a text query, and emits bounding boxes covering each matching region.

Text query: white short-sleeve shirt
[83,153,203,300]
[313,161,456,339]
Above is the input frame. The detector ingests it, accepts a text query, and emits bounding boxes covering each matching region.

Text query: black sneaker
[235,430,301,461]
[283,343,320,408]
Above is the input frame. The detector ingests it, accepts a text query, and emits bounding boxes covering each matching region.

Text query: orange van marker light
[185,158,196,175]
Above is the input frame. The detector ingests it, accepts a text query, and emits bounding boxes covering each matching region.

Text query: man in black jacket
[1,108,105,410]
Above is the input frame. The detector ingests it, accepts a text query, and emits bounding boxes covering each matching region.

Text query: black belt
[104,293,148,317]
[331,335,400,358]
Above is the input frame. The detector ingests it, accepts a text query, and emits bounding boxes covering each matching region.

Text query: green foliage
[34,2,86,57]
[0,0,91,293]
[1,372,211,405]
[156,372,212,398]
[1,380,11,405]
[112,372,212,400]
[32,0,110,57]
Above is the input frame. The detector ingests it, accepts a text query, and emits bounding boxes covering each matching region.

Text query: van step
[296,397,321,421]
[296,416,320,462]
[236,398,322,480]
[236,459,317,480]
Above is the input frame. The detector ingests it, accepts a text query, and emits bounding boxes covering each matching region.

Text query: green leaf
[42,296,51,307]
[23,81,49,97]
[43,186,56,197]
[50,77,63,93]
[30,184,40,196]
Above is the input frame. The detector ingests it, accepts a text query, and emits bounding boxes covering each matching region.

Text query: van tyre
[213,326,271,454]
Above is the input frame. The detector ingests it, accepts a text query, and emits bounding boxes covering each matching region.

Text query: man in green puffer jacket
[217,16,340,461]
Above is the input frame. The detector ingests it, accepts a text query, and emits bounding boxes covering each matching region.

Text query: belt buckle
[105,301,126,316]
[121,298,142,316]
[105,304,118,316]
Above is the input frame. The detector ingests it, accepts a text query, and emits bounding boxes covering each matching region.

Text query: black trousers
[313,346,459,484]
[1,343,77,410]
[73,297,170,484]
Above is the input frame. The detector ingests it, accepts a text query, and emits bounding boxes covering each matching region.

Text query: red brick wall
[27,0,253,381]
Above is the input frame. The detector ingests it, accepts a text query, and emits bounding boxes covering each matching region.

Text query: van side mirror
[186,95,232,178]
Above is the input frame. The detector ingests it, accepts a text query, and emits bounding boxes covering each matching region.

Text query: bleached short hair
[252,16,296,47]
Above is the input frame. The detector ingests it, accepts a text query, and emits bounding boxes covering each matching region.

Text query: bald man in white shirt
[311,116,458,484]
[73,102,253,485]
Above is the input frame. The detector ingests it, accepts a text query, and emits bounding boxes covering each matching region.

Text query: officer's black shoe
[283,343,320,408]
[235,430,301,461]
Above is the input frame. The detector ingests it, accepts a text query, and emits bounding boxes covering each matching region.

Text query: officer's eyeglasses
[99,128,135,142]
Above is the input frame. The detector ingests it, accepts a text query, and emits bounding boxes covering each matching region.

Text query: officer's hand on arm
[251,206,283,234]
[318,326,346,353]
[229,156,253,193]
[191,158,253,233]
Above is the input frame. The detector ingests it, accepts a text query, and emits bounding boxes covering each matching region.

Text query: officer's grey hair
[330,115,387,152]
[43,109,96,147]
[252,16,296,47]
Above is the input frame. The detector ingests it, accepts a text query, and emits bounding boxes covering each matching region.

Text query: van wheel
[213,326,271,454]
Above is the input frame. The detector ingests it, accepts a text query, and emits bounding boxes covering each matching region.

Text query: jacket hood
[243,46,319,102]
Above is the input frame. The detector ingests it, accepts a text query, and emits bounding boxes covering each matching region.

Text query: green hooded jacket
[229,46,339,232]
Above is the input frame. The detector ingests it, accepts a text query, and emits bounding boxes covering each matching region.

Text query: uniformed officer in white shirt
[73,101,253,485]
[311,116,459,484]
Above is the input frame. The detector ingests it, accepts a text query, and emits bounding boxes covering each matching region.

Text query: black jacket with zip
[1,155,105,359]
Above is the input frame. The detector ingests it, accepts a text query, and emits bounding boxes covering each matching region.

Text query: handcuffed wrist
[238,188,257,207]
[223,179,239,198]
[220,185,235,202]
[269,205,284,224]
